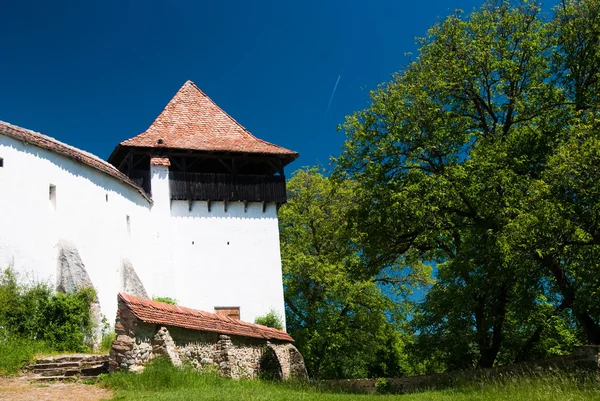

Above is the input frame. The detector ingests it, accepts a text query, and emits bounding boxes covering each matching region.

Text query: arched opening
[259,346,283,380]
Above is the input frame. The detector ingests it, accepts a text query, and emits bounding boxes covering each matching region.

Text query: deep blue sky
[0,0,487,174]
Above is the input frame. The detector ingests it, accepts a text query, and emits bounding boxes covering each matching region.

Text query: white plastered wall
[168,201,286,328]
[0,135,155,322]
[0,135,287,329]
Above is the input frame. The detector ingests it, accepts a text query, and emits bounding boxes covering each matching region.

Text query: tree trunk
[475,282,508,368]
[545,257,600,344]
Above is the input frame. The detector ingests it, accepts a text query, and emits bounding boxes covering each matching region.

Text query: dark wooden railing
[129,169,151,195]
[169,171,287,203]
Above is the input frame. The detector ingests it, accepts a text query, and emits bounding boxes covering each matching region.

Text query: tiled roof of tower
[118,81,299,160]
[118,293,294,342]
[0,120,152,203]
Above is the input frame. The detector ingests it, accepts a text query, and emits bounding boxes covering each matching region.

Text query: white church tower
[107,81,298,326]
[0,80,298,329]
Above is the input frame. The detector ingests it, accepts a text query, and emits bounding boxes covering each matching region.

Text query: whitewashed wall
[168,201,286,329]
[0,134,287,329]
[0,135,154,322]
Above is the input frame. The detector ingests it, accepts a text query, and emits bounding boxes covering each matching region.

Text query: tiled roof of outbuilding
[117,81,298,161]
[118,293,294,342]
[0,120,151,203]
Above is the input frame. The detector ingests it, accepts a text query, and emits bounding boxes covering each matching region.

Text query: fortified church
[0,81,298,332]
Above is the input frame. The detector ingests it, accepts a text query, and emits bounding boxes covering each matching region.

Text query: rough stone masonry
[109,293,308,380]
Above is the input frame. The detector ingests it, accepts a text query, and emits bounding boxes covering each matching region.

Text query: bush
[375,377,391,394]
[254,309,284,330]
[0,267,95,359]
[152,296,178,305]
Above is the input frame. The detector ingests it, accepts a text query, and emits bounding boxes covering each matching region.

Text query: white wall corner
[150,162,171,213]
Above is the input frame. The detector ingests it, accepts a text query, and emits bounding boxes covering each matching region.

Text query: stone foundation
[109,297,308,380]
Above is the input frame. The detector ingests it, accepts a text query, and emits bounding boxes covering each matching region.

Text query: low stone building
[110,293,307,380]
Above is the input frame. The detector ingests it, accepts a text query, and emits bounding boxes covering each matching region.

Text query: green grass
[100,331,116,354]
[99,358,600,401]
[0,336,53,375]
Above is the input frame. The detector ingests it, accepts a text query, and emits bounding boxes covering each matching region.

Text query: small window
[215,307,240,320]
[126,215,131,237]
[49,184,56,211]
[0,157,4,167]
[105,193,109,202]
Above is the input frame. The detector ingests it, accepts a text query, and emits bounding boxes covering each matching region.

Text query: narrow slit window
[49,184,56,211]
[126,215,131,237]
[0,157,4,167]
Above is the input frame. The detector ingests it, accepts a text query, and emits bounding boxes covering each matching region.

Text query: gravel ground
[0,376,112,401]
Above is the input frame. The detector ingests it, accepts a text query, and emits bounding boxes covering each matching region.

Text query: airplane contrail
[325,75,341,116]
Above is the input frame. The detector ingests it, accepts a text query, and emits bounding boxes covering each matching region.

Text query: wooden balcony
[168,171,287,203]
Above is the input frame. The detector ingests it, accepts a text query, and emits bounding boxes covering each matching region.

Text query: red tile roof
[118,81,298,159]
[150,157,171,167]
[0,120,151,203]
[118,293,294,342]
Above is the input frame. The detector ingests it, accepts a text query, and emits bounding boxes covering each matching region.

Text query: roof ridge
[0,120,151,203]
[0,120,118,171]
[113,81,298,160]
[186,81,296,153]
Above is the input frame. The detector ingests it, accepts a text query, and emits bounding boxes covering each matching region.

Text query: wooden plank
[167,172,287,203]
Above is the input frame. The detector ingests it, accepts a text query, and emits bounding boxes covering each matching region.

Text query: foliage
[101,331,116,354]
[254,309,284,330]
[153,296,178,305]
[335,0,600,370]
[279,168,426,379]
[375,377,391,394]
[0,331,51,375]
[99,315,116,353]
[0,267,95,355]
[100,359,600,400]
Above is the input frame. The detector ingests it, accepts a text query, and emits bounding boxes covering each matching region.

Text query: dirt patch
[0,376,112,401]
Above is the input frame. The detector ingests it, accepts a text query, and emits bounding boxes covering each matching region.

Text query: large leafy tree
[279,168,424,379]
[336,0,597,368]
[504,0,600,344]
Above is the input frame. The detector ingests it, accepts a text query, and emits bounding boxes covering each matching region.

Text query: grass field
[0,336,52,375]
[99,358,600,401]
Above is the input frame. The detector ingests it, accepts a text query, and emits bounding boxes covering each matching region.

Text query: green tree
[280,168,423,379]
[254,309,284,330]
[501,0,600,345]
[337,0,595,368]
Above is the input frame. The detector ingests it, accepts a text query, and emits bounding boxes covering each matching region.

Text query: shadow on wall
[170,200,279,220]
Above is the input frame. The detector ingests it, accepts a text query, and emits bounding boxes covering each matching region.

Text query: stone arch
[286,344,308,380]
[259,344,283,380]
